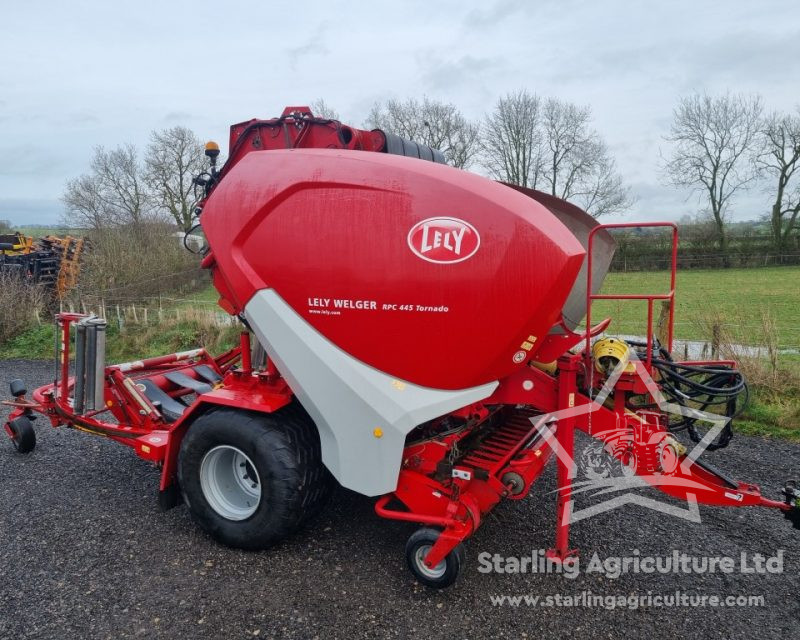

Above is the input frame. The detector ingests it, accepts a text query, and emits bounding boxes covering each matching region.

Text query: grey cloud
[0,145,71,177]
[547,28,800,94]
[417,53,505,94]
[59,110,100,126]
[462,0,526,29]
[1,0,796,225]
[288,40,328,58]
[287,22,330,66]
[0,198,63,226]
[163,111,193,124]
[678,29,800,90]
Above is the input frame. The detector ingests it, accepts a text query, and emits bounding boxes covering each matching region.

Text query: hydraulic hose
[632,343,748,450]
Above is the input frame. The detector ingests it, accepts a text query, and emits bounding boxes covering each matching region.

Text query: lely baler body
[5,107,797,588]
[201,145,590,495]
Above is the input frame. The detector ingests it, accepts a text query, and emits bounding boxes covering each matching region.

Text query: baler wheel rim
[200,445,262,521]
[413,544,447,579]
[405,527,465,588]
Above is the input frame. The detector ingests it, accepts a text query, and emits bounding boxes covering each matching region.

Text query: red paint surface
[201,149,585,389]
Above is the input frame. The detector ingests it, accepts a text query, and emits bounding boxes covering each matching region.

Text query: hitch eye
[9,379,26,398]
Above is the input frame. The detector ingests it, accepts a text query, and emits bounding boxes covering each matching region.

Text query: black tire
[8,416,36,454]
[406,527,465,589]
[178,403,332,550]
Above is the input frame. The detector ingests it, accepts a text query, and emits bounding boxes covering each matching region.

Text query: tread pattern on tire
[178,401,334,550]
[9,416,36,454]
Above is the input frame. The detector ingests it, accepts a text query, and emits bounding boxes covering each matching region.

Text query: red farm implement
[4,106,799,588]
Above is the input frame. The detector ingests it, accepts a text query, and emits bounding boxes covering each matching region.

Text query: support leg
[548,357,579,561]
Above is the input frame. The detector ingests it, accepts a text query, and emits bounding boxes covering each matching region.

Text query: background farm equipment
[0,232,85,300]
[4,106,798,589]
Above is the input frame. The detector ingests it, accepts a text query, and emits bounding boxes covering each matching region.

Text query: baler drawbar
[4,106,798,588]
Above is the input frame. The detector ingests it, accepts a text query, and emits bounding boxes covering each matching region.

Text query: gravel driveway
[1,358,798,639]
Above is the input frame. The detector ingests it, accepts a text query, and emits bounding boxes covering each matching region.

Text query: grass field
[595,266,800,348]
[0,283,238,362]
[13,226,83,237]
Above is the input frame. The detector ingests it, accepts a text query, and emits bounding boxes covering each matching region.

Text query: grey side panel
[244,290,498,497]
[500,184,617,332]
[550,205,616,331]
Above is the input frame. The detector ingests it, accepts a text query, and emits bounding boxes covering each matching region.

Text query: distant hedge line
[608,232,800,271]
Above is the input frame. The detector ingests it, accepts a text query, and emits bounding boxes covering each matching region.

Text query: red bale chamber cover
[202,149,585,390]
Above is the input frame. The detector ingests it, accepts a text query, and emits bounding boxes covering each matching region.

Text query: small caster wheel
[7,416,36,453]
[405,527,464,589]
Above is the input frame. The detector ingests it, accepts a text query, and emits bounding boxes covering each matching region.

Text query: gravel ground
[1,358,799,639]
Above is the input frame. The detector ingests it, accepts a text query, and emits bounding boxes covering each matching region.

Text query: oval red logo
[407,217,480,264]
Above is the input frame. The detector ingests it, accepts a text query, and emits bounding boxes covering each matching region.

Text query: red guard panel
[201,149,585,390]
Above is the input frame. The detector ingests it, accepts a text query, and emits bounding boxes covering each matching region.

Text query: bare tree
[539,98,632,217]
[145,126,206,231]
[310,98,340,120]
[481,90,543,188]
[663,93,763,263]
[482,93,631,216]
[366,97,480,169]
[63,144,152,230]
[0,219,13,234]
[572,148,632,217]
[62,173,107,230]
[540,98,591,194]
[757,109,800,251]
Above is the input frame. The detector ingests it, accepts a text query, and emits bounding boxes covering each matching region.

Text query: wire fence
[611,252,800,271]
[608,229,800,271]
[41,266,234,329]
[48,301,236,329]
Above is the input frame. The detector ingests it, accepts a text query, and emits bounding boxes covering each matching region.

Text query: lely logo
[407,217,480,264]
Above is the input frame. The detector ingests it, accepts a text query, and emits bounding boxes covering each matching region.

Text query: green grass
[594,266,800,441]
[15,226,85,238]
[737,398,800,441]
[0,309,238,362]
[176,284,220,307]
[594,266,800,347]
[0,324,57,360]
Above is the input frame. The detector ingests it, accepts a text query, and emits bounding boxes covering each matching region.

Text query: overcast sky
[1,0,798,226]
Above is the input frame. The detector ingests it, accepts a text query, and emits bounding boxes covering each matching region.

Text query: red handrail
[586,222,678,368]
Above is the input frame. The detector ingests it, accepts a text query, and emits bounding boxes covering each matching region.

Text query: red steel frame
[586,222,678,368]
[4,321,294,501]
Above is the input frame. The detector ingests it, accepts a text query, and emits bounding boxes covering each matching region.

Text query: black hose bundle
[631,341,748,451]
